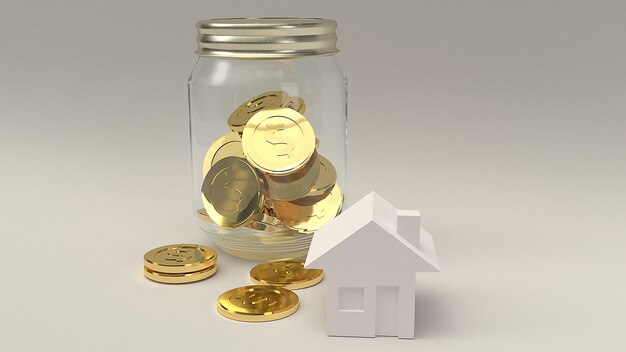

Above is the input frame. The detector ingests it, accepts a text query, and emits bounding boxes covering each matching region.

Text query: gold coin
[242,107,316,176]
[216,285,299,322]
[273,184,343,233]
[228,91,289,134]
[284,96,306,113]
[195,208,213,223]
[246,220,285,232]
[245,211,286,232]
[291,154,336,205]
[261,151,320,201]
[249,259,324,289]
[202,156,264,228]
[202,132,244,177]
[144,264,217,284]
[263,199,275,215]
[199,205,285,232]
[144,244,217,274]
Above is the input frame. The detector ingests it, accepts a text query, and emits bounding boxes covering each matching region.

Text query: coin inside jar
[216,285,299,322]
[245,211,287,232]
[242,107,316,176]
[202,156,264,228]
[291,154,336,205]
[228,91,289,134]
[273,184,344,233]
[283,96,306,113]
[249,259,324,290]
[195,208,214,223]
[260,151,320,201]
[202,132,244,176]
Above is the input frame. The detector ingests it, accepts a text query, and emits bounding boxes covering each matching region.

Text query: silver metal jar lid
[195,18,338,59]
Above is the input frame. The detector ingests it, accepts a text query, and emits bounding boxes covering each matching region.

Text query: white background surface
[1,1,625,351]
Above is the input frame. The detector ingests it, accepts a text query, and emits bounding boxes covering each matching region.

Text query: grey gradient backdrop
[1,1,625,351]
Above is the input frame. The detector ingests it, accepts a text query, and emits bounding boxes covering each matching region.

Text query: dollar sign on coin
[161,247,194,262]
[264,121,296,158]
[144,244,217,275]
[273,184,343,233]
[202,157,263,227]
[242,108,315,176]
[228,91,289,134]
[249,259,324,289]
[217,285,299,322]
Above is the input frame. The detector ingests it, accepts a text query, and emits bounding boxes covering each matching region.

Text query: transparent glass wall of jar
[188,55,347,260]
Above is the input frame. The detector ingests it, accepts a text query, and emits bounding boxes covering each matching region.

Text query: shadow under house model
[304,192,440,339]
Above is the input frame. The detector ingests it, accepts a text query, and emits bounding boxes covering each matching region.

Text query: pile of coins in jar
[144,243,323,322]
[199,91,343,234]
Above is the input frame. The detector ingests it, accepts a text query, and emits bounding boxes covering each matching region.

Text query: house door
[375,286,399,336]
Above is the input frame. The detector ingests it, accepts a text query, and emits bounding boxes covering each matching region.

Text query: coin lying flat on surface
[144,244,217,274]
[202,156,264,228]
[250,259,324,290]
[228,91,289,134]
[273,184,344,233]
[216,285,299,322]
[202,132,244,177]
[242,107,316,176]
[144,264,217,284]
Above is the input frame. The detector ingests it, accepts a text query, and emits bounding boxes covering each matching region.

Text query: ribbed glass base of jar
[195,219,312,261]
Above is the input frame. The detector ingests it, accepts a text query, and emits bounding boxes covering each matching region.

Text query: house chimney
[396,210,420,249]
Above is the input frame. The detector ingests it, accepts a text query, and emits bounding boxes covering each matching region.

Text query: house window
[338,287,365,312]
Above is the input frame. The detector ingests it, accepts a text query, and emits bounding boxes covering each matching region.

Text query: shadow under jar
[188,18,347,260]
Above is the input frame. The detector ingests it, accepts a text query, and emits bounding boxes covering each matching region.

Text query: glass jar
[188,18,347,260]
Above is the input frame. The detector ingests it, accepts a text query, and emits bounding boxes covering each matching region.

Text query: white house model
[304,192,440,339]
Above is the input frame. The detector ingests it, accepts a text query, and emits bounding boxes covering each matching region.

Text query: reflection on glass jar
[188,18,347,260]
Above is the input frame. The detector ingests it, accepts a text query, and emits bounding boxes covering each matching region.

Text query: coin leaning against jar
[272,184,344,233]
[201,156,264,228]
[202,131,244,177]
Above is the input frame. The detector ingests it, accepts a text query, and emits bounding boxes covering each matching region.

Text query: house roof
[304,192,439,272]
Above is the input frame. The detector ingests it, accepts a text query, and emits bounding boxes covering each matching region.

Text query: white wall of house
[325,271,417,338]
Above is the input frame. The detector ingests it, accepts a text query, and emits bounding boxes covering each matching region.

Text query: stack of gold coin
[249,259,324,290]
[143,244,217,284]
[200,91,344,235]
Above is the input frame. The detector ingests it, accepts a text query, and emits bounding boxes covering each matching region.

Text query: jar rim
[195,17,339,59]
